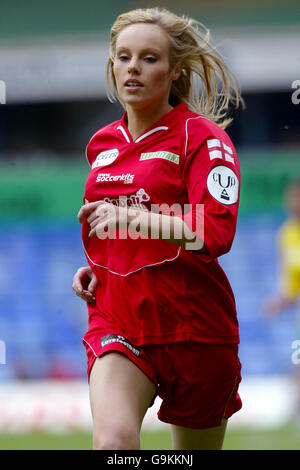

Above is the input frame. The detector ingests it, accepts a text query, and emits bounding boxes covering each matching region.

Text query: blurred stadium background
[0,0,300,450]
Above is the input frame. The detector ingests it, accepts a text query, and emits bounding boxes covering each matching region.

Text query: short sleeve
[177,118,240,261]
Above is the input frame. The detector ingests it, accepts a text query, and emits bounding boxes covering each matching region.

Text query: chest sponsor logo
[104,188,150,210]
[206,165,239,205]
[100,334,140,357]
[96,172,134,184]
[140,151,180,165]
[92,148,119,168]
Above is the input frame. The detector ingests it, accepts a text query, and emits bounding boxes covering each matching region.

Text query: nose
[127,56,141,74]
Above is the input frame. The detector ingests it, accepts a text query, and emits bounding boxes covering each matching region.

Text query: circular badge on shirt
[92,148,119,168]
[206,165,239,205]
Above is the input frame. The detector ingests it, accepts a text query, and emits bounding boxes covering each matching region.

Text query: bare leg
[171,419,228,450]
[89,352,156,450]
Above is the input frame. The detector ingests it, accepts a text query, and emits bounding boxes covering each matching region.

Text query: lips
[125,79,143,87]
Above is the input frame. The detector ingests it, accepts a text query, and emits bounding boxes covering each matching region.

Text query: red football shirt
[82,102,240,345]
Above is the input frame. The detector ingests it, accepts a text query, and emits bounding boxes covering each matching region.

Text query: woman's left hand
[77,200,134,238]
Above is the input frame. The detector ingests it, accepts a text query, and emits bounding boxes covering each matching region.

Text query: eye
[144,56,157,63]
[118,54,129,61]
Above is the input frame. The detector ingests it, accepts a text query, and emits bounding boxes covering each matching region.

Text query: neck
[126,101,173,141]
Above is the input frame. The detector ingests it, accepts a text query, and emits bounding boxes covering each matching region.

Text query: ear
[171,61,184,81]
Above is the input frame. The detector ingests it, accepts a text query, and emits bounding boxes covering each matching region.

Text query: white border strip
[83,244,181,277]
[184,116,204,158]
[135,126,168,143]
[82,339,98,358]
[117,125,131,143]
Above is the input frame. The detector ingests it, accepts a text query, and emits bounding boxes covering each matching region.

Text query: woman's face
[113,22,177,111]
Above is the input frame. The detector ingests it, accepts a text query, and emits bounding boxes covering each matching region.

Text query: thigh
[89,352,157,436]
[171,419,228,450]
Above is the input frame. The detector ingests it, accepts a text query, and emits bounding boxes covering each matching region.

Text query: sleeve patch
[207,139,235,164]
[206,165,239,205]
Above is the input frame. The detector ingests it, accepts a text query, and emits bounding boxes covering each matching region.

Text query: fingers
[72,267,97,303]
[88,274,98,294]
[87,205,111,237]
[88,219,110,238]
[87,204,109,224]
[72,266,89,289]
[78,202,115,239]
[77,200,106,223]
[88,217,99,230]
[80,290,96,303]
[72,285,96,303]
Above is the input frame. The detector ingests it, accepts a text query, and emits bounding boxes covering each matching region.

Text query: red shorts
[83,331,242,429]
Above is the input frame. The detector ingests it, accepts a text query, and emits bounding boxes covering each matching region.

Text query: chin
[124,99,152,110]
[125,96,165,111]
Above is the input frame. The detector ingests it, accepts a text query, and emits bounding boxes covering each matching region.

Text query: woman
[72,7,243,450]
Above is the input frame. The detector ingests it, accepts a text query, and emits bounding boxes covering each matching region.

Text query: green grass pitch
[0,427,299,450]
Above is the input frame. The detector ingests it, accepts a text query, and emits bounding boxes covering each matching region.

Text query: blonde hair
[106,7,243,129]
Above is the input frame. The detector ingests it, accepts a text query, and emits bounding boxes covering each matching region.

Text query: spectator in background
[263,180,300,421]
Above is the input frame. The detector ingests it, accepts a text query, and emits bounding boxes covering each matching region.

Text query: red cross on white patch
[206,139,235,164]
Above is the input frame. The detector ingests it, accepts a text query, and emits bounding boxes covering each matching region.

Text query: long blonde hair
[106,7,243,129]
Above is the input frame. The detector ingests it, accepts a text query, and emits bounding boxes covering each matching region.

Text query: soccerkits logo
[96,172,134,184]
[206,165,239,205]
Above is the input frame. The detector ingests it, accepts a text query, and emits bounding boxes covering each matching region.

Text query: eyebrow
[115,46,161,55]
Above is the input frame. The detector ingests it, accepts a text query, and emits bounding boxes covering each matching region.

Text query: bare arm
[78,201,206,252]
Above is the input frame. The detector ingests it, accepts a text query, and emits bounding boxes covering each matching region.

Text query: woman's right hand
[72,266,98,303]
